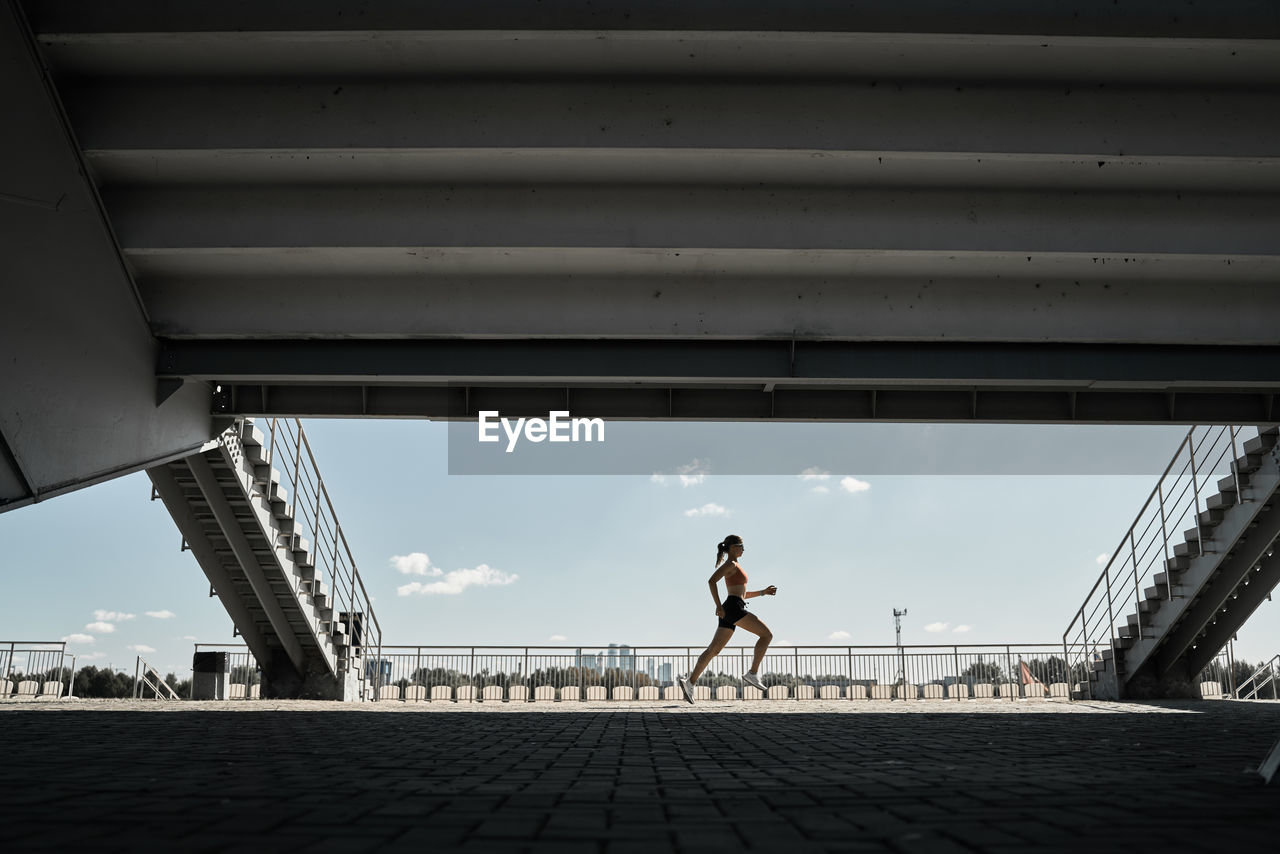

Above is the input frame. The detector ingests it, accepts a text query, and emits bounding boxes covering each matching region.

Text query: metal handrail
[195,642,1078,701]
[365,643,1076,701]
[238,417,382,693]
[1237,655,1280,700]
[1063,425,1256,699]
[1,641,73,698]
[133,655,180,700]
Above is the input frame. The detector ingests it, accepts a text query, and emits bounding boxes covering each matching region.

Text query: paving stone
[2,701,1280,852]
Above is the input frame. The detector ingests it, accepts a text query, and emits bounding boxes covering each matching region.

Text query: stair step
[1143,585,1167,601]
[1217,473,1245,493]
[1244,437,1274,458]
[1233,454,1264,476]
[241,423,266,447]
[253,464,280,486]
[1243,434,1276,455]
[1165,555,1190,573]
[1197,508,1225,527]
[1206,492,1237,511]
[1173,542,1198,558]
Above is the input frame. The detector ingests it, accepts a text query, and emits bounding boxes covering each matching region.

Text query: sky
[3,419,1279,678]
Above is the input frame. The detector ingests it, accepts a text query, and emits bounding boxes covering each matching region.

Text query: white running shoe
[677,674,695,704]
[743,672,767,693]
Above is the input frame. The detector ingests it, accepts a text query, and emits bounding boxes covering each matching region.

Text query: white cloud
[798,467,831,481]
[652,459,710,487]
[811,486,830,494]
[93,610,135,622]
[178,636,198,641]
[1095,553,1110,566]
[145,610,176,620]
[77,652,106,661]
[953,625,972,633]
[549,634,567,642]
[62,633,95,644]
[777,639,793,646]
[390,552,443,577]
[85,622,115,633]
[128,644,156,654]
[397,564,518,596]
[828,630,851,640]
[840,477,871,493]
[924,622,949,633]
[684,503,730,518]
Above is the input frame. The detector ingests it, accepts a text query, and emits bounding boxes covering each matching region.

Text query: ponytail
[714,534,743,567]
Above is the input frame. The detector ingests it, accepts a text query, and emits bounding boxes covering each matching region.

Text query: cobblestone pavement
[2,699,1278,852]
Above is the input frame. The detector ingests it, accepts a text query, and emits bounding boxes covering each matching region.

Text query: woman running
[677,534,777,703]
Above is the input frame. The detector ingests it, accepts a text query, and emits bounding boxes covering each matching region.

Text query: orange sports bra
[724,563,747,587]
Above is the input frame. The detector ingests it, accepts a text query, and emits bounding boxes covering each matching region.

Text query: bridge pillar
[260,650,364,701]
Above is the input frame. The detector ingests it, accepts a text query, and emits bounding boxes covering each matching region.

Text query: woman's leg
[689,627,736,683]
[733,613,774,674]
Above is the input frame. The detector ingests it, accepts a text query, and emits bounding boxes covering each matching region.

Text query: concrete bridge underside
[3,0,1280,509]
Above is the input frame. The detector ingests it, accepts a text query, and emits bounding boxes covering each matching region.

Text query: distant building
[659,662,673,684]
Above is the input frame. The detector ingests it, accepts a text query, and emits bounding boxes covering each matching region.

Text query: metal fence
[365,644,1079,700]
[133,655,180,700]
[1,641,74,699]
[186,640,1266,701]
[1194,641,1237,696]
[1235,655,1280,701]
[1064,425,1261,698]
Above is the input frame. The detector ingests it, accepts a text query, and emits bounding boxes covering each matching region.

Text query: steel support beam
[162,340,1280,385]
[145,460,275,668]
[208,384,1280,424]
[23,1,1280,40]
[1157,501,1280,680]
[186,453,307,676]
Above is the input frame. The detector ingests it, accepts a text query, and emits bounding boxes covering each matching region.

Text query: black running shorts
[719,595,748,630]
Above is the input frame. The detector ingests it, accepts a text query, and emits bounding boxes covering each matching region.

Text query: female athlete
[677,534,777,703]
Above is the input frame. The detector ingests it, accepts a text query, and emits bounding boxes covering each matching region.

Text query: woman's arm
[744,585,778,599]
[707,564,729,607]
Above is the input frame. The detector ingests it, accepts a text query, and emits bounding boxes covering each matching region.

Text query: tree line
[2,665,193,699]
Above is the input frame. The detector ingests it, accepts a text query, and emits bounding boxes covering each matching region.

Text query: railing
[1236,655,1280,700]
[367,644,1076,700]
[0,641,73,699]
[231,417,382,683]
[1063,425,1259,699]
[1194,640,1237,697]
[193,643,261,699]
[133,655,180,700]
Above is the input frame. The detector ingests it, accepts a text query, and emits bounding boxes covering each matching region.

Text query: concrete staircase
[1071,426,1280,699]
[147,419,376,699]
